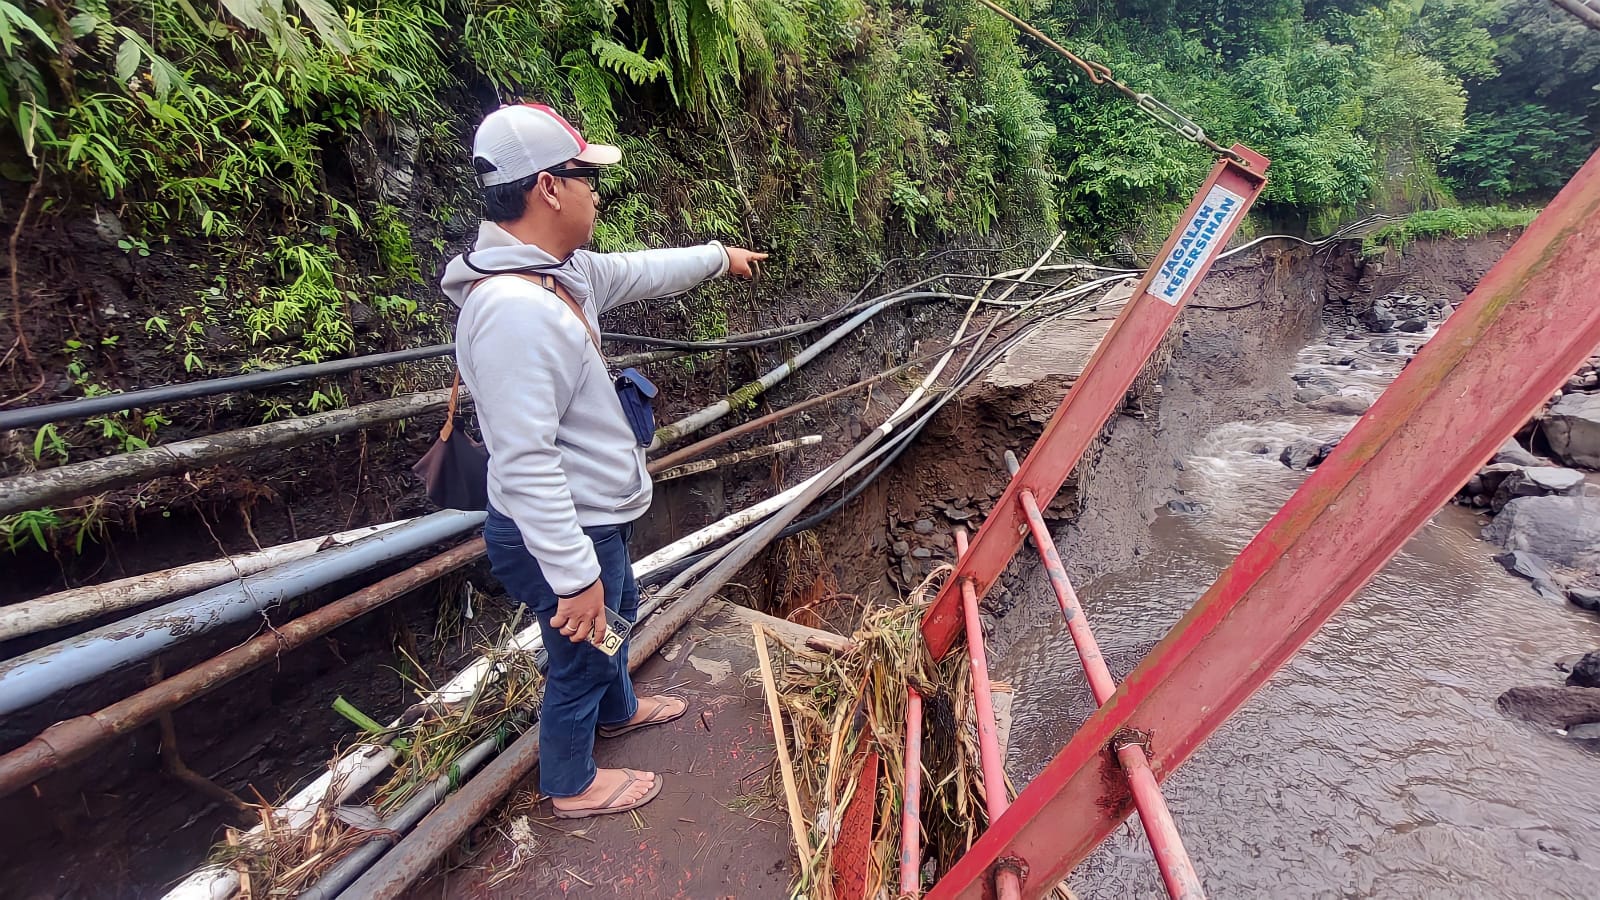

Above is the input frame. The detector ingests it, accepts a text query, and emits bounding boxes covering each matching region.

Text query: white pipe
[0,521,411,642]
[653,435,821,482]
[648,294,970,449]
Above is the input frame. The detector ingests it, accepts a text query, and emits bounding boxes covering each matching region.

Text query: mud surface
[408,600,800,900]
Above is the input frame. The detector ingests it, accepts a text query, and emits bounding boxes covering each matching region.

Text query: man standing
[440,104,766,818]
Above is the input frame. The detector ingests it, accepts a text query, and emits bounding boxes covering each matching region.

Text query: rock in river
[1309,394,1373,416]
[1280,438,1339,470]
[1492,438,1544,467]
[1484,496,1600,573]
[1496,685,1600,727]
[1569,650,1600,689]
[1545,392,1600,469]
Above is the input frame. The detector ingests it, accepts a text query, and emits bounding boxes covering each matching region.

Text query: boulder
[1247,441,1272,455]
[1568,650,1600,688]
[1494,550,1567,602]
[1496,685,1600,727]
[1309,394,1373,416]
[1545,392,1600,469]
[1476,462,1524,498]
[1484,496,1600,573]
[1294,386,1328,404]
[1167,499,1204,515]
[1490,466,1587,513]
[1368,338,1402,354]
[1361,305,1397,332]
[1280,438,1338,470]
[1569,584,1600,612]
[1525,467,1587,493]
[1397,318,1428,333]
[1492,439,1543,467]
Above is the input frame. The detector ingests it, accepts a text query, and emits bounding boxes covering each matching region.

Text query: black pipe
[0,344,455,432]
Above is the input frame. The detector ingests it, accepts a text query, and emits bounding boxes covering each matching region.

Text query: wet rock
[1335,355,1357,366]
[1361,306,1397,332]
[1348,359,1375,371]
[1496,685,1600,727]
[912,518,936,535]
[1567,650,1600,688]
[1544,392,1600,469]
[1492,439,1543,467]
[1294,386,1328,404]
[1397,317,1428,333]
[1280,439,1333,470]
[1525,467,1586,494]
[1569,584,1600,612]
[1490,466,1587,513]
[1495,549,1559,584]
[910,547,932,560]
[1565,723,1600,741]
[1484,496,1600,573]
[1248,441,1272,455]
[891,540,910,557]
[941,506,976,522]
[900,559,917,585]
[1309,394,1372,416]
[1566,373,1599,392]
[1368,338,1402,354]
[1167,499,1204,515]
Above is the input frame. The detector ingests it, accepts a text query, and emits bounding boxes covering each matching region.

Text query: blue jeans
[483,506,639,798]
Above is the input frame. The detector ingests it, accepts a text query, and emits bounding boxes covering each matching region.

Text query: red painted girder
[921,145,1271,659]
[925,148,1600,900]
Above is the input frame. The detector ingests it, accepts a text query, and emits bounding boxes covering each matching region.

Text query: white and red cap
[472,103,622,187]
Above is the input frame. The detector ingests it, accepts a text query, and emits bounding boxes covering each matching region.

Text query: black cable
[0,343,455,432]
[636,294,1071,586]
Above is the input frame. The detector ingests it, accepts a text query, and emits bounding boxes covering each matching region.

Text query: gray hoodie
[441,222,729,594]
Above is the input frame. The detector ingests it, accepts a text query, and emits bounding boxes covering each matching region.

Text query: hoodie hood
[440,222,595,309]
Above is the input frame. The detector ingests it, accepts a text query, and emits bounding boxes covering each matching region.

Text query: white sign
[1148,184,1247,306]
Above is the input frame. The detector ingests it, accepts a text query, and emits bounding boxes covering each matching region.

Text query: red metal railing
[918,147,1600,899]
[892,149,1271,899]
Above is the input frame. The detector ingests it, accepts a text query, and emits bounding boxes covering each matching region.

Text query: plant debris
[208,621,544,897]
[768,564,1004,898]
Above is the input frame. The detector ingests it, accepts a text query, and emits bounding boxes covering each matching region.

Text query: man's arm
[467,287,601,598]
[581,243,768,313]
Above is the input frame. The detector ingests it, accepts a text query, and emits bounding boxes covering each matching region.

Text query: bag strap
[466,272,603,356]
[439,370,461,442]
[444,274,604,443]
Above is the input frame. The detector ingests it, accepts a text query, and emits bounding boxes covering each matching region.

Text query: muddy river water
[1002,331,1600,898]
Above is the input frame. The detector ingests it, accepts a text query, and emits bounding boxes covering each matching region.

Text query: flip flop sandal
[551,769,663,820]
[597,695,688,739]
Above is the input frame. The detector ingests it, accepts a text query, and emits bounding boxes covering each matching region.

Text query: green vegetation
[1027,1,1594,245]
[1362,205,1537,253]
[0,0,1592,545]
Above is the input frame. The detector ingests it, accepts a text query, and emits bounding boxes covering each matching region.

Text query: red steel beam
[954,529,1025,900]
[900,686,925,897]
[926,148,1600,900]
[1018,488,1204,900]
[954,527,1012,824]
[922,146,1271,659]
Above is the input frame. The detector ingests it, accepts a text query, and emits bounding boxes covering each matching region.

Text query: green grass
[1363,206,1540,255]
